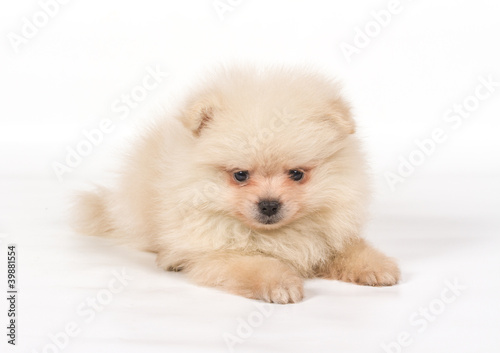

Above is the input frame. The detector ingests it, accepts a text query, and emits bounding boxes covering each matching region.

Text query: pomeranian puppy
[74,66,400,303]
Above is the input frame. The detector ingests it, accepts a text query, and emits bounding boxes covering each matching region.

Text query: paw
[232,270,304,304]
[340,256,400,286]
[263,272,304,304]
[183,253,304,304]
[321,239,401,287]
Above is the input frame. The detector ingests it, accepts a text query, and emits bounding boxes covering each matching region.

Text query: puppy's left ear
[180,94,220,137]
[324,98,356,135]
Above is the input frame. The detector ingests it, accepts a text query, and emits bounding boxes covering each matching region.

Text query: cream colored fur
[73,67,400,303]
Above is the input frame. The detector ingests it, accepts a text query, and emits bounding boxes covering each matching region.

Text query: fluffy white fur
[74,67,399,303]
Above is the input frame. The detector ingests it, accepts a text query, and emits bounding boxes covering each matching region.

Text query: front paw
[321,239,400,286]
[228,265,304,304]
[264,271,304,304]
[237,270,304,304]
[183,253,305,304]
[338,255,400,286]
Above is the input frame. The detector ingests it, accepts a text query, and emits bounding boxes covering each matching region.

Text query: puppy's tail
[71,186,115,237]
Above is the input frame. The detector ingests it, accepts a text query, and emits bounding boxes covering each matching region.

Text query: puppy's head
[179,67,358,230]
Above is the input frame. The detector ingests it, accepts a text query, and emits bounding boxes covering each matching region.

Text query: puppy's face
[180,69,356,230]
[223,166,312,230]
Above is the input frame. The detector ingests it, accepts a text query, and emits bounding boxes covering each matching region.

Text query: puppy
[74,67,400,303]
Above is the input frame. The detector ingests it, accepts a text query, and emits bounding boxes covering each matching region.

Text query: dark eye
[289,170,304,181]
[234,171,250,182]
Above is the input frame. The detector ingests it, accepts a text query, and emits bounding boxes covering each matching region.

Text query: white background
[1,1,499,352]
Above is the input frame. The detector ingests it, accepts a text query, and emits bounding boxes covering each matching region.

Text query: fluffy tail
[72,187,115,237]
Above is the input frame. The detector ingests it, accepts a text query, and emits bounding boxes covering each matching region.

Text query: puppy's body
[75,67,399,303]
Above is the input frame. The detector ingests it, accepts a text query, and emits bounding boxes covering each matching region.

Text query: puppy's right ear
[180,95,219,137]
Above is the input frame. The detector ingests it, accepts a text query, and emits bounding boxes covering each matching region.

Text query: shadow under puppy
[74,66,400,303]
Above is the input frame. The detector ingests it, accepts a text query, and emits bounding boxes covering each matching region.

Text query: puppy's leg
[179,252,304,304]
[319,238,400,286]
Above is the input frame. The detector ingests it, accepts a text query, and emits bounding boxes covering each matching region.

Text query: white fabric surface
[1,174,498,353]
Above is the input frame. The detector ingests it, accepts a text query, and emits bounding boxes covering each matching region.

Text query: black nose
[258,200,281,217]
